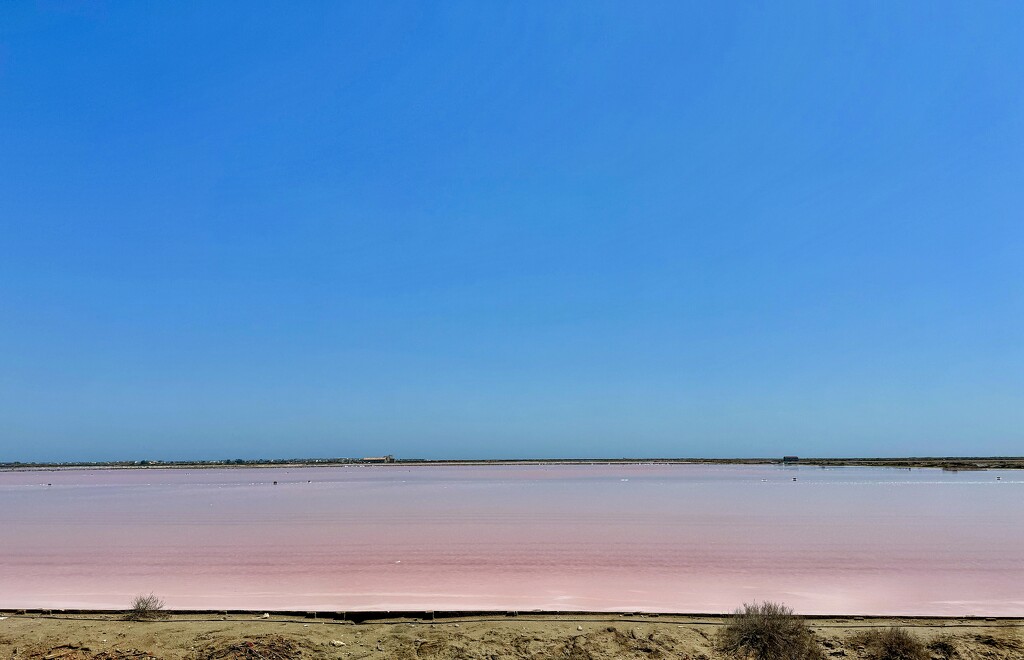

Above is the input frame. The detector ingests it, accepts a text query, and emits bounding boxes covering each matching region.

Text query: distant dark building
[362,455,395,463]
[782,455,799,463]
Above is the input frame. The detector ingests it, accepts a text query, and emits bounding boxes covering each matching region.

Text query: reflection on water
[1,464,1021,615]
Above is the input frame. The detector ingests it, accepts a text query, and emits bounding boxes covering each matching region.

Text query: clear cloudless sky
[1,2,1022,462]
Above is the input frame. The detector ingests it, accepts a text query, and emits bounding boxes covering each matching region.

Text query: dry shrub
[927,634,959,659]
[124,593,166,621]
[854,628,927,660]
[715,601,824,660]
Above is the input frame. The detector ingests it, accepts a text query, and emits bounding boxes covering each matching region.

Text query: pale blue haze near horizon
[1,2,1022,462]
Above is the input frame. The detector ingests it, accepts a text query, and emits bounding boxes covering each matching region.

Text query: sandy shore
[1,611,1021,659]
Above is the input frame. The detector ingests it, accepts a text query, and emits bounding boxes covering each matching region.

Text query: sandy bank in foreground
[0,612,1021,659]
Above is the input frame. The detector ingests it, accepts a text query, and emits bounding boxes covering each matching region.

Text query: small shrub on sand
[715,601,824,660]
[927,635,959,659]
[125,593,167,621]
[854,628,927,660]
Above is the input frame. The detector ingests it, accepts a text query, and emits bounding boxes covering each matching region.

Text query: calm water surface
[1,464,1021,615]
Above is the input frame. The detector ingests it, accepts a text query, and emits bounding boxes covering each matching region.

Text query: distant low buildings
[362,455,395,463]
[782,455,799,463]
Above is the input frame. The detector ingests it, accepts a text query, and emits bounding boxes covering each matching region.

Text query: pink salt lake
[1,464,1021,615]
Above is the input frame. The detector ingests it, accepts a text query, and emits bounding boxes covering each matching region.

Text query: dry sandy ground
[1,612,1022,659]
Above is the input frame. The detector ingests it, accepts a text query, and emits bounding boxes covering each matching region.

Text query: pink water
[1,464,1022,615]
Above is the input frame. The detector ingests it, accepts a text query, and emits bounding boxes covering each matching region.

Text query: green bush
[715,601,824,660]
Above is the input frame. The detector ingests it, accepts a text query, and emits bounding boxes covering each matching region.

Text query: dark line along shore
[3,456,1023,472]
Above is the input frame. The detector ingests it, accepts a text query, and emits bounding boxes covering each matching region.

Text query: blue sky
[1,2,1022,461]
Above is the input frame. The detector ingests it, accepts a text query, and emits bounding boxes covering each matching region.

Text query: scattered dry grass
[16,644,156,659]
[187,634,316,659]
[972,632,1024,653]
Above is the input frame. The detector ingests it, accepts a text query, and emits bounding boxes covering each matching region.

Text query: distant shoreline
[3,456,1023,471]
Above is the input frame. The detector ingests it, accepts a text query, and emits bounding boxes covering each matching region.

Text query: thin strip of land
[3,456,1023,471]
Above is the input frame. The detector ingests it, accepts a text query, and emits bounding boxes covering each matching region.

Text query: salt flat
[1,464,1021,615]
